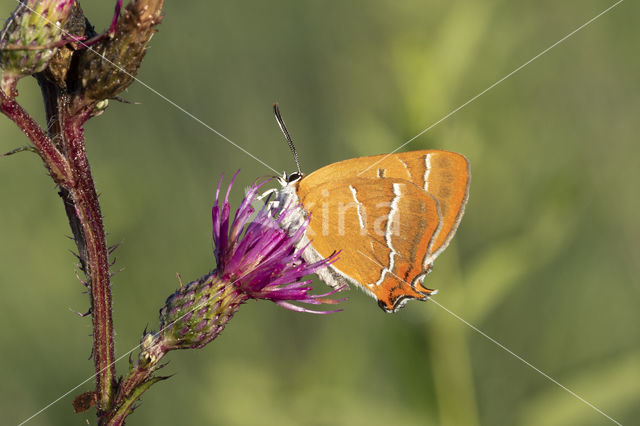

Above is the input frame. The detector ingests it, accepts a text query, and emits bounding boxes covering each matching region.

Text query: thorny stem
[64,109,117,413]
[40,77,118,413]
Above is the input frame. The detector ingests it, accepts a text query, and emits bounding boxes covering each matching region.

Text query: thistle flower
[156,172,343,351]
[0,0,75,96]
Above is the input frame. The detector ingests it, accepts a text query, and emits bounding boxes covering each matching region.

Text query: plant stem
[40,78,117,414]
[64,108,117,413]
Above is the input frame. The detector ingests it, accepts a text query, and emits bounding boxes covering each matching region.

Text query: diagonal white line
[5,0,279,175]
[17,344,135,425]
[358,0,624,176]
[357,250,622,426]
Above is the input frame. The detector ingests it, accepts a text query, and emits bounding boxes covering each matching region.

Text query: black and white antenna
[273,103,302,177]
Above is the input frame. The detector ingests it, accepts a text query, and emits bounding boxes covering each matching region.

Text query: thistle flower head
[0,0,75,95]
[156,172,343,351]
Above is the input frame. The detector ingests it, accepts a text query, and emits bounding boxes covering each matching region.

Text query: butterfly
[269,105,470,312]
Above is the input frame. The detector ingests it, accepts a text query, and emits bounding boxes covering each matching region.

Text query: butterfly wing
[296,176,442,312]
[302,150,470,264]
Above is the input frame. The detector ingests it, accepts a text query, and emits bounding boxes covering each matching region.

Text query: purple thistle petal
[212,175,226,267]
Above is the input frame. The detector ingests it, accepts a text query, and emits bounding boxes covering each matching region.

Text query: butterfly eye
[287,172,303,183]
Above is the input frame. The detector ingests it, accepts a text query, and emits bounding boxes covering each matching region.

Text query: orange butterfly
[270,105,470,312]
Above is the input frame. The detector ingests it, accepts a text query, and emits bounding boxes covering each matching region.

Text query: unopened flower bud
[159,274,246,350]
[0,0,74,96]
[75,0,163,102]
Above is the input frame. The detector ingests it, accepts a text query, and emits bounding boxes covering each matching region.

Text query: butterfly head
[276,170,304,187]
[285,170,303,183]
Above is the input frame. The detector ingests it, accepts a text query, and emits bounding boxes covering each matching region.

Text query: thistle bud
[75,0,163,102]
[159,274,246,350]
[0,0,74,96]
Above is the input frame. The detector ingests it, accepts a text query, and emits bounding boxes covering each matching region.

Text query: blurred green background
[1,0,638,425]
